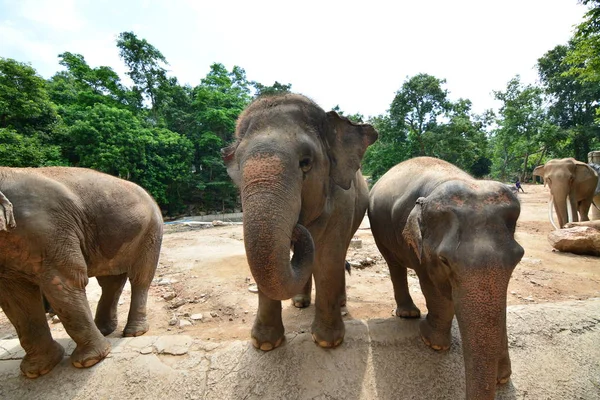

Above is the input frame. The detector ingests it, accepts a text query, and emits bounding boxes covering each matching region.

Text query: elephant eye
[438,255,450,266]
[299,157,312,172]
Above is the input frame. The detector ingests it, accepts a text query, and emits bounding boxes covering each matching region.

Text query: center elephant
[223,94,377,350]
[368,157,524,400]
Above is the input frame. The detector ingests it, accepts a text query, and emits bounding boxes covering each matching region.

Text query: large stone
[548,225,600,256]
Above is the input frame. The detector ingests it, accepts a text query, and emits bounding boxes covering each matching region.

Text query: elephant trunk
[241,153,314,301]
[454,271,512,400]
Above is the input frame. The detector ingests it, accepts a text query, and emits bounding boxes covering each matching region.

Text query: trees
[490,76,563,181]
[364,74,490,181]
[564,0,600,85]
[116,31,168,114]
[0,58,64,166]
[538,44,600,160]
[390,73,450,157]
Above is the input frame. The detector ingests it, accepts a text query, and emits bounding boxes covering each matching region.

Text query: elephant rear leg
[0,279,64,378]
[123,250,159,337]
[380,247,420,318]
[95,274,127,336]
[41,259,110,369]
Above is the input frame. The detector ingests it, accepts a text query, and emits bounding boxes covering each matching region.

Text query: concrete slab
[0,299,598,400]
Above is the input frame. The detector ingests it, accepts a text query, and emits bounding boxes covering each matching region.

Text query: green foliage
[0,128,64,167]
[564,0,600,84]
[365,74,491,181]
[117,31,168,112]
[253,81,291,97]
[0,58,61,137]
[538,43,600,161]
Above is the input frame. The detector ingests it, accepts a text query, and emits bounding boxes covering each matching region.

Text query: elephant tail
[0,190,16,231]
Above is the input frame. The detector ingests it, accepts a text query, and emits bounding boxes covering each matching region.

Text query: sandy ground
[1,183,598,345]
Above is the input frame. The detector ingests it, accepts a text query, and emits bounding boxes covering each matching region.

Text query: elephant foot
[419,319,451,351]
[70,338,111,368]
[497,355,512,384]
[311,320,345,349]
[123,319,149,337]
[394,302,421,318]
[251,323,285,351]
[292,294,311,308]
[20,340,65,379]
[95,317,118,336]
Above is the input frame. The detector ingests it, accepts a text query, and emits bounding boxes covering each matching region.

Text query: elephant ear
[221,144,241,187]
[325,111,378,190]
[532,165,545,177]
[402,198,424,263]
[575,163,598,184]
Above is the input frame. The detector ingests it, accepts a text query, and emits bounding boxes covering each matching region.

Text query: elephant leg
[123,247,159,337]
[418,272,454,351]
[497,320,511,384]
[0,279,64,378]
[251,290,284,351]
[578,198,593,222]
[311,249,346,348]
[380,247,420,318]
[41,257,110,368]
[94,274,127,336]
[123,276,153,337]
[292,275,312,308]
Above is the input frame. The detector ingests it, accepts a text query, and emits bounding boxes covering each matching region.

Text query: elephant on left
[0,167,163,378]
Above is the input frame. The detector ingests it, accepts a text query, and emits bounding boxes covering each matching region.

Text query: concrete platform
[1,299,599,400]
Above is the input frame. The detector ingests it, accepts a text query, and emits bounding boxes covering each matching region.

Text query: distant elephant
[223,94,377,350]
[532,158,599,229]
[0,167,163,378]
[368,157,524,400]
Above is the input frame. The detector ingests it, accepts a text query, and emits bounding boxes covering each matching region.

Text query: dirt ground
[1,183,599,344]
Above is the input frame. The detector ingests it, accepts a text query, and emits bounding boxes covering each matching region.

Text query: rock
[158,278,178,286]
[162,292,176,301]
[140,347,153,355]
[179,319,192,328]
[212,220,226,226]
[154,335,192,355]
[51,315,61,324]
[248,284,258,293]
[183,312,190,317]
[349,238,362,249]
[168,317,178,326]
[191,313,203,321]
[210,311,219,318]
[170,299,187,309]
[548,226,600,256]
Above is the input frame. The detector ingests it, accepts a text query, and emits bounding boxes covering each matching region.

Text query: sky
[0,0,588,118]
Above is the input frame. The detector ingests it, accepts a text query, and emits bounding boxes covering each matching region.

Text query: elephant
[0,167,163,378]
[368,157,524,400]
[532,158,599,229]
[223,93,377,350]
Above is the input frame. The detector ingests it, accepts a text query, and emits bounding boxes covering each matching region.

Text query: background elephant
[532,157,599,229]
[0,167,163,378]
[223,94,377,350]
[368,157,524,400]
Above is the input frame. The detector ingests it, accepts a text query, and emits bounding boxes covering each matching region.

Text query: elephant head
[533,158,599,228]
[223,94,377,301]
[403,181,524,399]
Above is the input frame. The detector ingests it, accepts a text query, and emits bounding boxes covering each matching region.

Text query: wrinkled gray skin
[0,167,163,378]
[368,157,524,400]
[223,94,377,350]
[533,158,599,228]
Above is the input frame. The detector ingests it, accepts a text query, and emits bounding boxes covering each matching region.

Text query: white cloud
[17,0,86,32]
